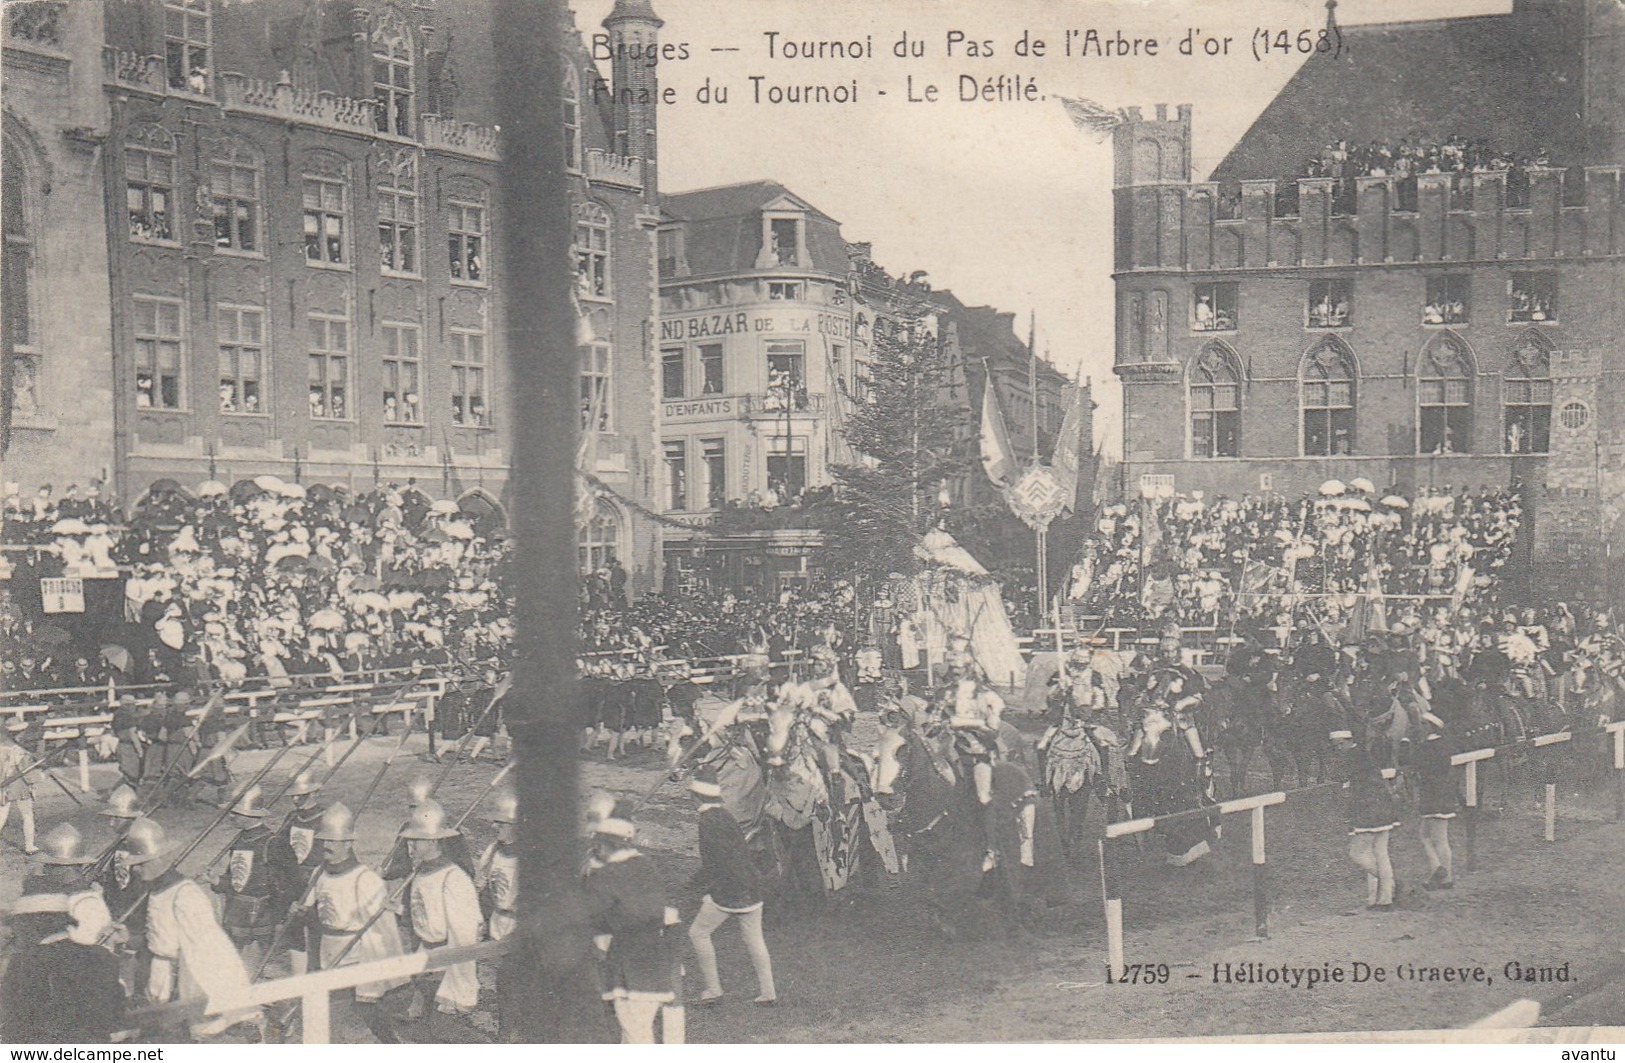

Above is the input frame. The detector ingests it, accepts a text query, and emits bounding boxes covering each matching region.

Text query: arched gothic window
[563,66,582,170]
[3,132,40,422]
[1301,339,1357,456]
[1504,333,1553,455]
[372,9,414,136]
[574,202,611,299]
[1418,334,1474,454]
[1189,344,1240,459]
[578,498,623,574]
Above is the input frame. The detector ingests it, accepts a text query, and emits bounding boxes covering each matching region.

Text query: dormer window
[372,11,414,137]
[758,210,807,269]
[658,226,683,276]
[164,0,210,94]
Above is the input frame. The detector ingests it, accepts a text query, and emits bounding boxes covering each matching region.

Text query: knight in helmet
[1133,625,1213,798]
[210,785,289,973]
[300,801,408,1042]
[474,790,519,942]
[383,775,475,882]
[933,634,1007,871]
[271,769,325,976]
[0,824,127,1043]
[120,817,260,1039]
[394,798,485,1042]
[96,784,151,998]
[1049,645,1108,720]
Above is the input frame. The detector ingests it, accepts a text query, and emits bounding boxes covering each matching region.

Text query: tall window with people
[371,9,414,137]
[1301,339,1356,456]
[126,126,177,243]
[1423,275,1469,325]
[302,170,347,266]
[1188,344,1241,459]
[381,323,421,424]
[447,196,485,284]
[377,149,419,276]
[1191,282,1237,332]
[1418,334,1473,454]
[3,133,39,421]
[217,306,264,415]
[307,313,349,420]
[210,140,261,254]
[1503,335,1552,455]
[574,203,611,300]
[133,296,184,410]
[450,328,488,427]
[580,343,611,431]
[163,0,210,93]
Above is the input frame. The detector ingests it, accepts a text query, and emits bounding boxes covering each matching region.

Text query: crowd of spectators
[1070,481,1522,629]
[579,581,861,667]
[3,476,511,689]
[1259,135,1552,215]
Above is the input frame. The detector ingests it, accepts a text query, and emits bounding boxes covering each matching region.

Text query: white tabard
[146,876,254,1034]
[313,862,408,1001]
[408,860,482,1011]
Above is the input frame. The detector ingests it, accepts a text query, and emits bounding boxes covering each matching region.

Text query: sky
[572,0,1511,454]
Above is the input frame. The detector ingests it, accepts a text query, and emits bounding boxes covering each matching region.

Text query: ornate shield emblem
[316,888,340,929]
[290,826,315,864]
[229,849,255,893]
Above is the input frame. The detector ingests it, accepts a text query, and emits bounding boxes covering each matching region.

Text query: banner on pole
[41,577,86,614]
[1006,465,1067,531]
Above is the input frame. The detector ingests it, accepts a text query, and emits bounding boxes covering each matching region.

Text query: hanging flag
[1057,96,1130,141]
[979,376,1017,489]
[1051,382,1088,515]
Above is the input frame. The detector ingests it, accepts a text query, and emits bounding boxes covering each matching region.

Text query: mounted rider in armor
[1129,627,1213,800]
[931,635,1007,872]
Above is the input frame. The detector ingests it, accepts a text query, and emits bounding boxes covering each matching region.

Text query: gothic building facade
[1111,0,1625,588]
[2,0,667,595]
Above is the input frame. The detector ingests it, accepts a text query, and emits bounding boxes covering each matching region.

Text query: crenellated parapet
[1114,105,1625,271]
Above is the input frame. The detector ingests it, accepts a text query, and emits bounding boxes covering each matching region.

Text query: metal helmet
[118,817,174,865]
[400,798,459,841]
[285,769,322,798]
[37,822,96,866]
[313,801,357,842]
[229,784,269,818]
[100,783,144,820]
[488,790,518,825]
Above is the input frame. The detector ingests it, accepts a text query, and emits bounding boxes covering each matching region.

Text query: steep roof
[1210,4,1589,182]
[662,181,848,277]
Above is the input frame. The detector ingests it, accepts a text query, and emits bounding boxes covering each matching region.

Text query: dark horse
[1268,676,1346,788]
[1127,703,1219,865]
[875,720,1071,937]
[1205,674,1282,798]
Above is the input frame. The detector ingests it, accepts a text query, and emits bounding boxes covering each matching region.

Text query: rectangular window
[699,343,724,395]
[664,439,688,511]
[381,323,421,423]
[126,146,175,242]
[766,436,807,501]
[701,438,727,509]
[307,314,349,420]
[211,153,259,253]
[1424,276,1469,325]
[1508,272,1557,323]
[1302,379,1354,456]
[217,306,264,414]
[768,281,803,301]
[1192,282,1237,332]
[1419,379,1471,454]
[1505,378,1552,454]
[661,347,686,400]
[133,296,183,409]
[658,228,682,275]
[764,340,807,411]
[575,210,610,299]
[373,40,413,137]
[448,201,485,284]
[163,0,210,93]
[378,186,418,275]
[769,218,799,266]
[580,343,611,431]
[302,177,346,265]
[451,328,488,426]
[1307,279,1353,328]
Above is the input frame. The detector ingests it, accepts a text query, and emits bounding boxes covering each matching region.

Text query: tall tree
[824,301,970,584]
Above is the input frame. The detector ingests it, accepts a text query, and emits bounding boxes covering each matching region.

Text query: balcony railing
[421,114,499,160]
[5,0,64,49]
[585,149,643,189]
[219,72,378,135]
[101,47,166,93]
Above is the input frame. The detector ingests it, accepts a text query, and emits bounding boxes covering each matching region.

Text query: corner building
[1111,0,1625,588]
[0,0,666,596]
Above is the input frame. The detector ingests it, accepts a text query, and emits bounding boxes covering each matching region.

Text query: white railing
[219,72,378,135]
[420,115,500,160]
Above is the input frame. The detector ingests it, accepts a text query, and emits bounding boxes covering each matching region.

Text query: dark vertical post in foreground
[494,0,601,1042]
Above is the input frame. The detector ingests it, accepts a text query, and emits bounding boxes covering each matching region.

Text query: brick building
[1111,0,1625,589]
[1,0,667,596]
